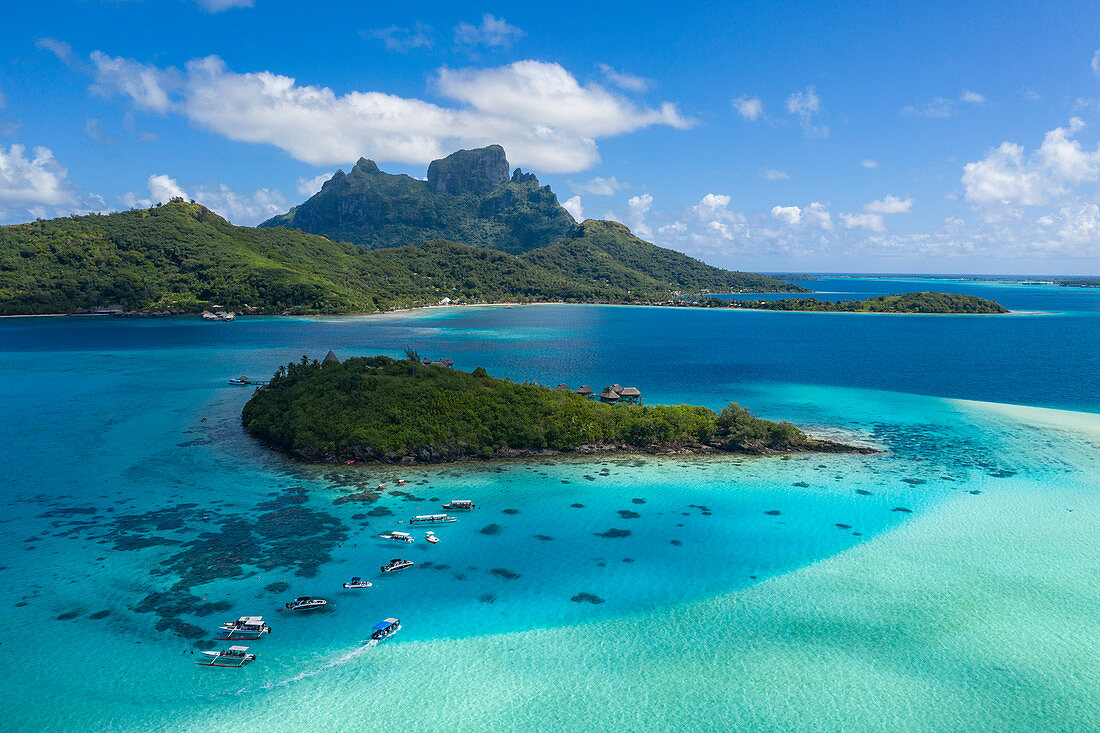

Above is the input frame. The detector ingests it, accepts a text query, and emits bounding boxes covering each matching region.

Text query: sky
[2,1,1100,274]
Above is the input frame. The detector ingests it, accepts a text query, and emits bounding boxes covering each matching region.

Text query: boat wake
[221,639,382,698]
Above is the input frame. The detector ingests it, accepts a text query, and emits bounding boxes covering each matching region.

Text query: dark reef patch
[265,581,290,594]
[570,503,585,508]
[479,524,502,536]
[631,498,646,504]
[855,489,873,496]
[616,510,641,519]
[366,506,394,517]
[88,609,111,620]
[891,507,913,513]
[669,540,682,546]
[490,568,520,580]
[534,534,554,541]
[764,510,781,516]
[792,481,810,488]
[56,610,82,621]
[594,528,631,539]
[501,508,520,515]
[902,478,927,485]
[571,592,605,604]
[834,523,852,529]
[622,557,634,563]
[479,593,497,604]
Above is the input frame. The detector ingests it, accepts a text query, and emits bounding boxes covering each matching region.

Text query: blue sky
[2,0,1100,274]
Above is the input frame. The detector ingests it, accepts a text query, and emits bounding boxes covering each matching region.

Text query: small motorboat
[370,617,401,641]
[425,532,439,544]
[381,558,414,573]
[284,596,327,612]
[343,576,372,589]
[199,645,256,667]
[377,484,388,491]
[442,499,476,511]
[395,479,409,486]
[408,514,457,525]
[380,531,413,543]
[218,616,271,640]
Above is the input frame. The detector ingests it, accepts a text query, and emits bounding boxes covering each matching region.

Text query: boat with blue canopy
[370,618,400,641]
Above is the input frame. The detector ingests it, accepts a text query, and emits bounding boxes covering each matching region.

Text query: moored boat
[395,479,410,486]
[381,558,414,573]
[408,514,457,525]
[343,576,372,589]
[284,596,327,612]
[380,530,413,543]
[370,617,401,641]
[198,645,256,667]
[442,499,475,511]
[218,616,270,639]
[425,531,439,544]
[228,375,251,385]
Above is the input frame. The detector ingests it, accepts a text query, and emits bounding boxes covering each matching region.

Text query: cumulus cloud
[0,144,79,213]
[732,96,764,121]
[960,90,986,105]
[962,118,1100,207]
[762,168,789,181]
[627,193,654,239]
[561,195,583,222]
[861,159,879,169]
[82,52,691,174]
[770,204,802,226]
[839,196,913,232]
[770,202,832,230]
[569,175,627,195]
[369,23,433,52]
[864,194,913,214]
[297,172,332,197]
[148,174,188,202]
[598,64,649,93]
[454,14,524,48]
[785,86,827,136]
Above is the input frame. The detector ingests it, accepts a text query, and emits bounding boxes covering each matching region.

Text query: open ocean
[0,276,1097,731]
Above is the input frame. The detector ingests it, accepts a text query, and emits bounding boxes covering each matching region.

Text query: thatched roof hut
[553,383,571,391]
[323,349,341,365]
[610,384,624,395]
[599,389,620,404]
[440,358,454,367]
[575,385,594,397]
[620,386,641,403]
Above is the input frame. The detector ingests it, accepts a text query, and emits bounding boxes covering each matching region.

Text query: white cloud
[195,0,253,11]
[962,118,1100,207]
[598,64,649,93]
[194,183,287,225]
[90,52,179,113]
[864,194,913,214]
[85,52,692,174]
[627,193,653,239]
[902,96,953,118]
[770,202,832,230]
[0,82,5,109]
[36,37,77,68]
[762,168,789,181]
[369,23,433,52]
[770,204,802,226]
[961,90,986,105]
[839,212,886,232]
[148,174,188,202]
[1092,50,1100,77]
[561,195,583,222]
[297,172,332,197]
[861,159,879,169]
[454,14,524,48]
[785,86,827,136]
[85,118,117,145]
[570,175,627,195]
[732,96,764,121]
[0,144,79,213]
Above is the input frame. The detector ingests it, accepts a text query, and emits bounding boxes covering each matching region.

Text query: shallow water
[0,277,1097,731]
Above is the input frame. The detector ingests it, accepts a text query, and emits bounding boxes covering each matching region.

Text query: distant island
[693,292,1010,314]
[241,353,875,464]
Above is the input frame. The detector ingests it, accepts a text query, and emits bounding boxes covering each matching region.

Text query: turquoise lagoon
[0,277,1097,731]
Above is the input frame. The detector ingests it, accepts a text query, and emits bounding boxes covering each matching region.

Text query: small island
[693,291,1009,314]
[241,353,875,463]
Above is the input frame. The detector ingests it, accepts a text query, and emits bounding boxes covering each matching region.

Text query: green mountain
[0,201,804,315]
[260,145,577,254]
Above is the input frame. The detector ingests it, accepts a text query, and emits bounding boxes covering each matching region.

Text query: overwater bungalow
[620,387,642,403]
[599,389,620,404]
[323,349,341,366]
[576,385,594,399]
[610,384,624,395]
[553,383,571,391]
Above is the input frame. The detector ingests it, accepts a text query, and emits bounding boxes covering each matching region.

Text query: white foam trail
[226,637,386,697]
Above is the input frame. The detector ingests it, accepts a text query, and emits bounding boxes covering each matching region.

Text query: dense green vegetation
[260,150,578,254]
[241,355,861,462]
[702,292,1009,314]
[0,201,802,314]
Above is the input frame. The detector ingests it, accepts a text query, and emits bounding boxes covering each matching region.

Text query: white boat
[343,576,372,589]
[408,514,457,525]
[425,531,439,544]
[198,645,256,667]
[284,596,327,612]
[381,558,414,573]
[218,616,270,639]
[228,375,252,385]
[370,617,401,641]
[442,500,475,511]
[380,531,413,543]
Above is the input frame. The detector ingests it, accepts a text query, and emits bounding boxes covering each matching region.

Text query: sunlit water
[0,277,1097,731]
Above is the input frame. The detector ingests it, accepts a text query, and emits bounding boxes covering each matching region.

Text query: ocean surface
[0,276,1097,731]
